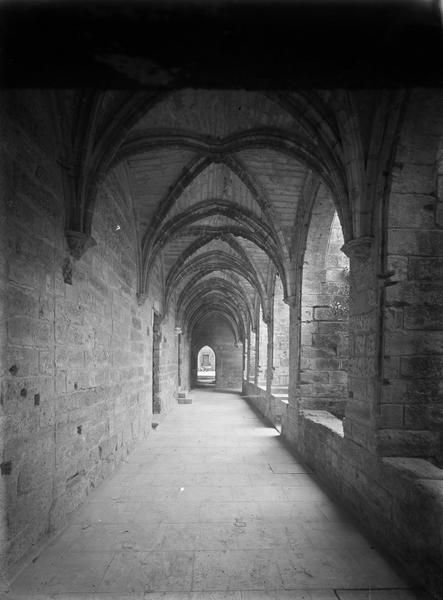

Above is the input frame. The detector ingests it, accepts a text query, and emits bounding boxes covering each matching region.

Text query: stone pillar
[248,329,256,383]
[0,145,8,568]
[266,311,274,397]
[298,217,350,418]
[258,309,268,388]
[379,131,443,462]
[284,294,299,407]
[273,283,290,392]
[254,314,260,387]
[341,237,379,453]
[243,335,249,381]
[280,293,299,443]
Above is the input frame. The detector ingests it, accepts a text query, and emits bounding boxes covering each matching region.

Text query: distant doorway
[197,346,216,386]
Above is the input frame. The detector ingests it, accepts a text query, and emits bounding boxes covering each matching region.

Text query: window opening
[197,345,216,385]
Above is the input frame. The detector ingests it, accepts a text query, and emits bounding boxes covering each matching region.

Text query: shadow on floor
[8,388,430,599]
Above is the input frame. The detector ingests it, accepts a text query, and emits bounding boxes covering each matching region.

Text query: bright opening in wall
[197,345,216,385]
[272,275,289,397]
[300,205,350,419]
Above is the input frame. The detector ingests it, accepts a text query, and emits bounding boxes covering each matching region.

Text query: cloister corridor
[1,4,443,596]
[9,389,426,599]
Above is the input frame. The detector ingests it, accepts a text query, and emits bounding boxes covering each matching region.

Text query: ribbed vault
[58,87,381,343]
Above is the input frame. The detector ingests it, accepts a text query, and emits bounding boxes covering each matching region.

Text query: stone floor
[8,389,429,600]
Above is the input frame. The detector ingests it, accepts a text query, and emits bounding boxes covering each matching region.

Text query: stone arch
[176,273,253,329]
[191,313,243,390]
[196,345,216,385]
[299,189,350,418]
[187,301,243,347]
[114,129,349,237]
[142,200,282,288]
[164,250,268,319]
[82,91,167,234]
[178,278,252,329]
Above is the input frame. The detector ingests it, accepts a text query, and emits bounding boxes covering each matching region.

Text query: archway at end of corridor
[197,345,216,386]
[190,314,244,391]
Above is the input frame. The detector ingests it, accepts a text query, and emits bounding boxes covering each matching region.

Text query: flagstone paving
[8,389,430,599]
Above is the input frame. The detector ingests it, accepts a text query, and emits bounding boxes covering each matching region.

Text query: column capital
[65,230,96,260]
[136,292,148,306]
[283,295,297,307]
[341,237,374,262]
[262,314,271,326]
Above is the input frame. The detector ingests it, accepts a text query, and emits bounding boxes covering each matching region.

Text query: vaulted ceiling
[109,89,322,340]
[56,87,407,345]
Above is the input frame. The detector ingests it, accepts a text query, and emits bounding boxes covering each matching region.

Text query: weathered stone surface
[379,404,405,429]
[377,429,440,457]
[388,193,438,228]
[0,97,161,582]
[385,331,443,355]
[192,315,243,390]
[400,356,443,378]
[408,257,443,281]
[1,82,442,600]
[383,456,443,480]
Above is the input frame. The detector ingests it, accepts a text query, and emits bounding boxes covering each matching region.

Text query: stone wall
[247,330,256,383]
[0,97,9,583]
[242,380,285,427]
[257,309,268,387]
[179,331,191,392]
[280,91,443,598]
[1,91,66,575]
[381,90,443,463]
[300,200,349,419]
[152,311,162,414]
[191,316,243,389]
[0,93,160,580]
[282,409,443,598]
[272,278,289,390]
[155,312,179,414]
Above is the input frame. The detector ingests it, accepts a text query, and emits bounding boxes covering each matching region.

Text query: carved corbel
[65,230,97,260]
[283,295,297,308]
[341,237,374,263]
[62,257,73,285]
[262,312,271,326]
[136,293,149,306]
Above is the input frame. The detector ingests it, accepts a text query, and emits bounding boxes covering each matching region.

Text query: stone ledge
[301,409,345,437]
[383,456,443,481]
[276,396,289,405]
[178,396,192,404]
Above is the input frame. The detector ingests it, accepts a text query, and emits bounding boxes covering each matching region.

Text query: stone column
[258,310,268,388]
[341,237,379,453]
[266,311,274,398]
[273,289,290,392]
[254,313,260,387]
[248,329,256,384]
[284,294,299,407]
[280,293,299,443]
[243,335,249,382]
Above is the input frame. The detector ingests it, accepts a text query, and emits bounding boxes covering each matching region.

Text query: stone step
[178,396,192,404]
